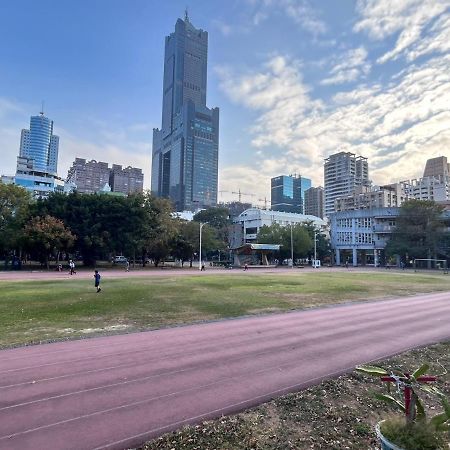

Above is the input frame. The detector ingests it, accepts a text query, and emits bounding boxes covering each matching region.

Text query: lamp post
[313,231,318,268]
[290,223,294,268]
[199,222,205,271]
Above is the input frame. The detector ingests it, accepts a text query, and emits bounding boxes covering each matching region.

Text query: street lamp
[313,231,319,268]
[199,222,205,271]
[290,223,294,268]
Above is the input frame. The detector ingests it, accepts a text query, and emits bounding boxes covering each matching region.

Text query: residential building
[304,186,324,218]
[335,184,407,211]
[109,164,144,195]
[67,159,144,195]
[151,13,219,211]
[67,159,110,194]
[14,111,63,198]
[271,174,311,214]
[401,176,450,202]
[230,207,326,249]
[324,151,370,217]
[423,156,450,178]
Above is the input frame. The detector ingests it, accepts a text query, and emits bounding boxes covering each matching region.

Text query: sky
[1,0,449,206]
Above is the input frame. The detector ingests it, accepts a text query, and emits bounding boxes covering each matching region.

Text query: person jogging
[94,270,101,293]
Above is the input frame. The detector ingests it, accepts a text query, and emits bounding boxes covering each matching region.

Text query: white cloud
[321,47,371,85]
[354,0,449,63]
[244,0,327,35]
[217,53,450,192]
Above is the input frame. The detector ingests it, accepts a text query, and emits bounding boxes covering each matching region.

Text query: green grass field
[1,271,450,348]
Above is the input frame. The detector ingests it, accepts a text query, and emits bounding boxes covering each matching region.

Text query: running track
[1,291,449,450]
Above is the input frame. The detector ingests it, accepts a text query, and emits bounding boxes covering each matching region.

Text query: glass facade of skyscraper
[15,112,63,198]
[271,175,311,214]
[151,15,219,211]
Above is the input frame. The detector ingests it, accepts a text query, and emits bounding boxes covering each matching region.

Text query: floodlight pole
[199,222,205,271]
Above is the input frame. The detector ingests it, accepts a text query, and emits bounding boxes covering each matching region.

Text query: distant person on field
[69,260,76,275]
[94,270,101,292]
[126,260,130,272]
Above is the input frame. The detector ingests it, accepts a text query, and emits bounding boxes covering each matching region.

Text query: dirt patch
[138,342,450,450]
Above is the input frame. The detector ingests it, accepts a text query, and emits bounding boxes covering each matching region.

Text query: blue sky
[1,0,449,205]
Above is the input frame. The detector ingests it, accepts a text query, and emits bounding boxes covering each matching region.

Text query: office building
[14,111,64,197]
[304,186,324,218]
[151,13,219,211]
[67,159,144,195]
[271,174,311,214]
[230,207,326,249]
[324,151,370,217]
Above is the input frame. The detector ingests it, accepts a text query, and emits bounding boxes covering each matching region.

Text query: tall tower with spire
[15,111,63,197]
[151,14,219,211]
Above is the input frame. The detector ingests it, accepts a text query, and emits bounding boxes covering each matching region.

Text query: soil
[137,342,450,450]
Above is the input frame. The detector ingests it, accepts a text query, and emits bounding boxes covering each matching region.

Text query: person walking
[126,260,130,272]
[69,260,76,275]
[94,270,101,293]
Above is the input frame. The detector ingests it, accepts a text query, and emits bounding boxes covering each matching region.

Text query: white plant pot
[376,421,405,450]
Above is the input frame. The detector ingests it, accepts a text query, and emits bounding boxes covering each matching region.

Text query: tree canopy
[386,199,448,260]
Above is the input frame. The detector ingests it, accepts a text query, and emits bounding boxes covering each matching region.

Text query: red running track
[0,291,449,450]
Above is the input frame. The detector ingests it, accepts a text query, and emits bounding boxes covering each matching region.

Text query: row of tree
[0,184,230,268]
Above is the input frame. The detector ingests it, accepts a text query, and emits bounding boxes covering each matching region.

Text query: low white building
[230,208,327,248]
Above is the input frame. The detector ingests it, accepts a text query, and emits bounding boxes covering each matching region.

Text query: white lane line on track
[2,332,450,444]
[0,359,359,442]
[0,327,361,411]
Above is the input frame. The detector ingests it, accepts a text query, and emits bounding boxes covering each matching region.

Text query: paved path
[0,291,449,450]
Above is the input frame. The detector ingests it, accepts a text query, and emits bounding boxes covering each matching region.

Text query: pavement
[0,291,449,450]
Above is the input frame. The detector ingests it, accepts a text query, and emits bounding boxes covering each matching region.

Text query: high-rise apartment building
[151,13,219,211]
[423,156,450,178]
[304,186,324,218]
[271,175,311,214]
[324,151,369,217]
[110,164,144,195]
[15,112,64,197]
[67,159,144,195]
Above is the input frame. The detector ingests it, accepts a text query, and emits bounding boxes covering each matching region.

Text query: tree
[22,215,76,269]
[386,200,447,261]
[193,206,230,252]
[33,192,149,266]
[257,223,312,261]
[140,194,178,267]
[0,184,31,257]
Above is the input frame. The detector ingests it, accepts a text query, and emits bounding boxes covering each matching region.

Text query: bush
[381,416,447,450]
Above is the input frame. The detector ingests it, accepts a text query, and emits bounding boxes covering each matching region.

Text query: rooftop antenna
[184,6,189,22]
[40,100,45,116]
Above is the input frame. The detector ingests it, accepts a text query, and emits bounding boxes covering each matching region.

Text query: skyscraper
[15,111,63,197]
[151,13,219,211]
[271,174,311,214]
[324,151,369,217]
[19,112,59,174]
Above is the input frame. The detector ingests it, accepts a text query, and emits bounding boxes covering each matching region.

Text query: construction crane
[219,189,255,203]
[257,197,271,210]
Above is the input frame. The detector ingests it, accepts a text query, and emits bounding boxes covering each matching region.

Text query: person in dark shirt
[94,270,101,293]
